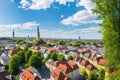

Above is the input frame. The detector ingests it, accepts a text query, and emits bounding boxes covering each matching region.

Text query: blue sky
[0,0,102,39]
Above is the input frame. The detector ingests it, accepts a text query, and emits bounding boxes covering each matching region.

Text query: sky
[0,0,102,39]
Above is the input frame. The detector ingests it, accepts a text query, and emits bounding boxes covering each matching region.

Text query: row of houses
[45,59,80,80]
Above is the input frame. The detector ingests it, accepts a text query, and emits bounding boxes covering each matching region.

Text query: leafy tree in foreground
[67,54,73,60]
[25,50,32,63]
[91,0,120,79]
[17,51,25,63]
[9,54,20,75]
[29,54,42,68]
[98,69,105,80]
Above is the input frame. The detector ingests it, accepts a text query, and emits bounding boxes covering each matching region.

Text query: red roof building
[98,59,106,66]
[20,66,41,80]
[86,64,97,71]
[51,69,70,80]
[80,59,90,67]
[8,48,22,57]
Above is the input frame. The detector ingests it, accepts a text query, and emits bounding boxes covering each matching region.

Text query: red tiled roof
[89,54,95,60]
[106,67,117,73]
[80,59,90,67]
[51,69,70,80]
[52,61,66,67]
[68,60,78,70]
[78,48,90,53]
[8,49,21,56]
[98,59,106,66]
[20,66,40,80]
[84,53,91,58]
[58,64,72,74]
[86,64,97,71]
[93,57,103,63]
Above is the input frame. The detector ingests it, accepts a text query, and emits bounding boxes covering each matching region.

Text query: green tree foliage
[23,46,28,51]
[82,69,88,79]
[58,40,67,45]
[42,54,51,64]
[67,54,73,60]
[57,54,65,61]
[9,54,20,75]
[0,45,5,49]
[98,69,105,80]
[46,43,55,47]
[50,52,58,61]
[17,51,25,63]
[91,0,120,79]
[15,46,21,50]
[33,39,46,46]
[29,54,42,68]
[26,42,33,47]
[73,40,85,46]
[25,50,32,63]
[15,39,26,44]
[88,71,97,80]
[15,75,19,80]
[32,51,42,57]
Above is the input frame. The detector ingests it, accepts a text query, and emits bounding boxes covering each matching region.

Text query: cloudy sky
[0,0,102,39]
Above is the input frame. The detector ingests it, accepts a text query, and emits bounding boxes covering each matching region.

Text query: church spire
[13,29,15,40]
[37,26,40,39]
[79,35,81,40]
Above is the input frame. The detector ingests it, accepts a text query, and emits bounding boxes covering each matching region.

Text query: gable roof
[86,64,97,71]
[20,66,40,80]
[51,69,70,80]
[58,64,72,74]
[84,53,91,58]
[8,48,22,56]
[98,59,106,66]
[106,67,117,73]
[80,59,90,67]
[68,60,79,70]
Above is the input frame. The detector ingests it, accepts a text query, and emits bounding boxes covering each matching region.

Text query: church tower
[37,26,40,39]
[79,35,81,40]
[12,29,15,40]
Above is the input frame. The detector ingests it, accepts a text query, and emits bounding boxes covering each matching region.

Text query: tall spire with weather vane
[79,35,81,40]
[37,26,40,39]
[12,29,15,40]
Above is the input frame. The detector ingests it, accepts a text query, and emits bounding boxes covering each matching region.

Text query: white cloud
[61,0,102,26]
[61,10,99,26]
[19,0,75,10]
[19,0,54,10]
[76,0,95,12]
[55,0,74,5]
[0,21,39,31]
